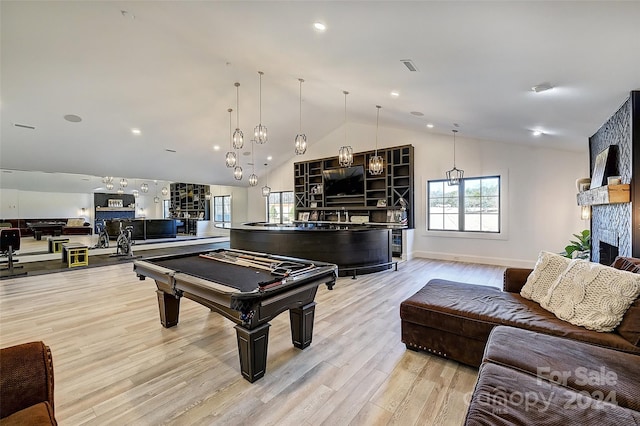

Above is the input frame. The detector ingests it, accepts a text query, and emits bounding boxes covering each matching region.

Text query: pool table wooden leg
[289,302,316,349]
[156,290,180,328]
[235,323,270,383]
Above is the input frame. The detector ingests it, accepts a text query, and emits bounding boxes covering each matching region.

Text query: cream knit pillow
[540,259,640,332]
[520,251,571,303]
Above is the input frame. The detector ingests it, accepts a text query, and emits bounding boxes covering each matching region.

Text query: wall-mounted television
[322,165,365,196]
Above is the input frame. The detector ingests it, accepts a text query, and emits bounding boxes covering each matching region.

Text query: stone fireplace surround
[588,91,639,263]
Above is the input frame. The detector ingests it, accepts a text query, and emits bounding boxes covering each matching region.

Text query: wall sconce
[581,205,591,220]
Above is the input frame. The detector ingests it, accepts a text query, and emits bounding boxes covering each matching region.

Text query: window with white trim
[267,191,294,224]
[213,195,231,224]
[427,175,500,233]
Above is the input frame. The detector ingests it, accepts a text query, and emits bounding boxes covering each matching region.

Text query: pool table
[133,248,337,382]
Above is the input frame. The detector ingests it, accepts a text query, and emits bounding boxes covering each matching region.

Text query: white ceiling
[1,1,639,192]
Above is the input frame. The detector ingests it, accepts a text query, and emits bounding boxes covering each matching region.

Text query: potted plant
[561,229,591,259]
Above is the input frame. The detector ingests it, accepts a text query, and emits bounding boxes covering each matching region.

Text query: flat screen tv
[322,165,365,196]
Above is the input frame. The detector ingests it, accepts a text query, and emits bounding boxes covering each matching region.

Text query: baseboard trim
[412,250,534,269]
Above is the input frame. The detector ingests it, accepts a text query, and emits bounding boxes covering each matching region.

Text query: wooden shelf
[576,184,630,206]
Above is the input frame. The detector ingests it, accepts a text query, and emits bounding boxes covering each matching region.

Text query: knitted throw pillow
[540,259,640,332]
[520,251,571,304]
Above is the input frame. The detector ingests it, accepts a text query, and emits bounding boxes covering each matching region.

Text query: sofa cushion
[520,251,570,304]
[65,218,85,227]
[0,402,56,426]
[610,257,640,347]
[400,279,640,354]
[483,326,640,412]
[540,259,640,332]
[465,362,640,425]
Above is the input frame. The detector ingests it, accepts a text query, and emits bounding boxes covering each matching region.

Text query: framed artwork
[590,146,613,188]
[310,211,319,221]
[302,212,310,222]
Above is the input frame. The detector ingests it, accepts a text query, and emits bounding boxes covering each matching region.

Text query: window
[267,191,294,224]
[428,176,500,233]
[213,195,231,224]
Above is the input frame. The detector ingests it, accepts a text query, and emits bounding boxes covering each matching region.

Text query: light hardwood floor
[0,257,505,425]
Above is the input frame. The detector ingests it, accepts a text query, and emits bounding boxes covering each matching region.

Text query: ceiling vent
[13,123,36,130]
[401,59,419,72]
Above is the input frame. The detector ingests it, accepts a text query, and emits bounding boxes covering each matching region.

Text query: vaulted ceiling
[2,1,639,191]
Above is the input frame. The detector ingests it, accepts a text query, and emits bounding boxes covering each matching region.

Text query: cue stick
[199,253,274,272]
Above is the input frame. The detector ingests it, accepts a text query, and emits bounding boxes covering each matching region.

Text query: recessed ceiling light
[426,123,434,128]
[64,114,82,123]
[131,128,141,135]
[313,22,326,32]
[532,130,543,136]
[267,156,273,161]
[410,111,424,116]
[213,145,220,151]
[390,91,399,97]
[531,83,553,93]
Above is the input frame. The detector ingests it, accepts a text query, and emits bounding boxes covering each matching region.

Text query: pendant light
[232,82,243,149]
[225,108,237,168]
[140,182,149,193]
[369,105,384,175]
[294,78,307,155]
[446,129,464,185]
[120,178,128,188]
[161,186,169,196]
[253,71,267,144]
[248,140,258,186]
[338,90,353,167]
[261,163,271,197]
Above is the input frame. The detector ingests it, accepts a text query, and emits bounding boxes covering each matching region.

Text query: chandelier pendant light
[253,71,267,144]
[232,83,244,149]
[369,105,384,175]
[103,176,114,190]
[446,129,464,185]
[248,140,258,186]
[140,182,149,193]
[338,90,353,167]
[161,186,169,196]
[294,78,307,155]
[225,108,237,168]
[120,178,128,188]
[261,163,271,197]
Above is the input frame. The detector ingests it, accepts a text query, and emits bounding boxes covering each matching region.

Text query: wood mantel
[576,184,630,206]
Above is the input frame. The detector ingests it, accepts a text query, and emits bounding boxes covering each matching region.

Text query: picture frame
[310,211,318,221]
[310,202,317,208]
[302,212,310,222]
[590,146,615,188]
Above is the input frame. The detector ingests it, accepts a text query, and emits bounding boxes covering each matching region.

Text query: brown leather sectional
[400,267,640,367]
[465,326,640,424]
[400,261,640,424]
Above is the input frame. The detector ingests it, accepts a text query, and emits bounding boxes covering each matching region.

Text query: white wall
[247,121,590,267]
[0,189,93,221]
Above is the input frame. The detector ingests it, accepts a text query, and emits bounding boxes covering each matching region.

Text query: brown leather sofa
[400,266,640,367]
[465,326,640,424]
[0,341,57,425]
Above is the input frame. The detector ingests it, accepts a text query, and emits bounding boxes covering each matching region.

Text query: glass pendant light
[369,105,384,175]
[120,178,128,188]
[294,78,307,155]
[253,71,267,144]
[232,82,243,149]
[338,90,353,167]
[161,186,169,196]
[446,129,464,185]
[248,140,258,186]
[141,182,149,193]
[132,189,139,198]
[261,163,271,197]
[117,186,124,195]
[225,108,237,168]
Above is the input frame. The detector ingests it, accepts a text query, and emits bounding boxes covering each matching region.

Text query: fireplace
[599,241,619,265]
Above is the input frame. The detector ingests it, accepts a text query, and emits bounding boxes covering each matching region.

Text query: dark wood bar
[230,223,392,276]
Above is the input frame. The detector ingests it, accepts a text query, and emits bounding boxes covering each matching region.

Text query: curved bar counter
[230,223,392,276]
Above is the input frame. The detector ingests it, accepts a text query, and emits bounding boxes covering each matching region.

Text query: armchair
[0,341,57,425]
